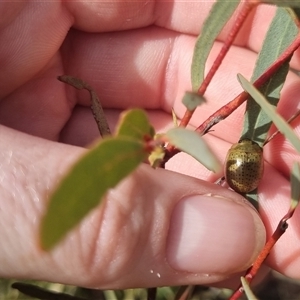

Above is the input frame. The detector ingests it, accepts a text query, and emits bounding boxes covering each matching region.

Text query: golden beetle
[225,139,264,193]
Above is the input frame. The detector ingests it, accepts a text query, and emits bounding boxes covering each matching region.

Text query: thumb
[0,127,266,289]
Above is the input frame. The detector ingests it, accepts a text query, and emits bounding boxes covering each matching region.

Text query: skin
[1,1,300,290]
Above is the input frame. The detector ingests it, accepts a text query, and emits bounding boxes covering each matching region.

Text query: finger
[64,1,155,32]
[0,126,265,288]
[2,1,298,101]
[0,58,70,141]
[66,1,300,69]
[0,1,226,98]
[62,1,237,36]
[54,112,300,282]
[0,2,73,98]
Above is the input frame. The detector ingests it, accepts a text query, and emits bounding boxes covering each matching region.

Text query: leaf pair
[40,109,221,250]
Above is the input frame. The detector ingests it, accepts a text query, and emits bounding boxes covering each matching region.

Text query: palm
[0,1,300,286]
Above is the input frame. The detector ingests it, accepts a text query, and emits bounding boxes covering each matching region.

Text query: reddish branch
[180,1,258,128]
[195,31,300,135]
[179,0,300,136]
[230,207,297,300]
[165,31,300,162]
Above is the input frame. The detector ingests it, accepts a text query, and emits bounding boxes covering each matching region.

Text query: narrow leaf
[241,8,298,146]
[165,127,221,173]
[238,74,300,153]
[291,162,300,210]
[191,0,240,91]
[116,108,155,140]
[40,137,147,249]
[182,92,206,111]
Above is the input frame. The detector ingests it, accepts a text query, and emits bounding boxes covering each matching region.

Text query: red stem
[229,208,296,300]
[195,31,300,135]
[180,1,257,128]
[165,31,300,161]
[197,2,255,96]
[165,11,300,162]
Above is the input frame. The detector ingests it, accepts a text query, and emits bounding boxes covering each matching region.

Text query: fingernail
[166,195,266,274]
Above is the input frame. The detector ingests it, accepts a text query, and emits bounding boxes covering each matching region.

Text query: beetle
[225,139,264,193]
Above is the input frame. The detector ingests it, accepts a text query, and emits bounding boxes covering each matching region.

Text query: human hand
[0,1,299,290]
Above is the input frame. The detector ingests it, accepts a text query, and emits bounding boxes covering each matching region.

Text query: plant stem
[164,31,300,165]
[195,32,300,135]
[229,206,296,300]
[180,1,257,128]
[58,75,111,137]
[147,287,157,300]
[11,282,87,300]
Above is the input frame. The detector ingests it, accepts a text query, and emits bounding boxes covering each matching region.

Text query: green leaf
[191,0,240,91]
[116,108,155,140]
[182,92,206,111]
[241,8,298,146]
[262,1,300,7]
[291,162,300,210]
[165,127,221,173]
[40,137,147,250]
[238,74,300,154]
